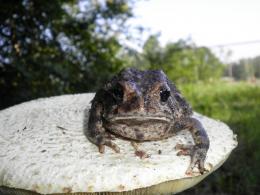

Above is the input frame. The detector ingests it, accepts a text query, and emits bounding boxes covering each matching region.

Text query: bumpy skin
[86,68,209,174]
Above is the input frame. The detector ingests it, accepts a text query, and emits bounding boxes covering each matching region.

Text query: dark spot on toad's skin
[134,129,144,140]
[87,68,210,174]
[194,130,201,137]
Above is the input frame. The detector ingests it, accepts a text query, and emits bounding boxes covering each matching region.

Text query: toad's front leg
[175,117,209,175]
[87,102,120,153]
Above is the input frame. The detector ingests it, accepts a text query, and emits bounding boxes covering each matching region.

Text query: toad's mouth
[107,115,172,123]
[104,115,173,141]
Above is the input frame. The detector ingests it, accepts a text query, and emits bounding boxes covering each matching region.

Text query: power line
[210,40,260,48]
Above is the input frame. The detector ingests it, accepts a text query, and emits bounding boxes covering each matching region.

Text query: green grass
[178,81,260,195]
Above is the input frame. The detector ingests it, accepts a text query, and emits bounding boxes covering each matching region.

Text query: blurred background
[0,0,259,194]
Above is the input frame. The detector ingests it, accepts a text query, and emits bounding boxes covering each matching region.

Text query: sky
[127,0,260,62]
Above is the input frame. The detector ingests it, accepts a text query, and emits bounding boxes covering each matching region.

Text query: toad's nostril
[147,107,157,114]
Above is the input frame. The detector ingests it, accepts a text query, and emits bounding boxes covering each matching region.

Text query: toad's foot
[96,134,120,153]
[131,142,150,159]
[175,144,208,175]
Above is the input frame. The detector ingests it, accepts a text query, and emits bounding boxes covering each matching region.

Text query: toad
[86,68,209,174]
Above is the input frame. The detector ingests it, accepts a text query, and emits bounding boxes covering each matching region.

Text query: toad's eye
[112,84,124,101]
[160,89,170,102]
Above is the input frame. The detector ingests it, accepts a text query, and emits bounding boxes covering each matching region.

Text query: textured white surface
[0,93,237,194]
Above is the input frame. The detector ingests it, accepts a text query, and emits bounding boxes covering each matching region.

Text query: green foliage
[0,0,135,109]
[163,43,224,83]
[129,35,225,83]
[142,34,164,69]
[228,56,260,80]
[179,81,260,195]
[251,56,260,78]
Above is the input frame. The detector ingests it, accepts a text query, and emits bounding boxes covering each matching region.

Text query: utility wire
[210,40,260,48]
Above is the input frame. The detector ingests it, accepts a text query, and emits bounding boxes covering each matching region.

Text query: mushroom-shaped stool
[0,94,237,194]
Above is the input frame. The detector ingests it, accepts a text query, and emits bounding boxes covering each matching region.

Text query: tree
[252,56,260,78]
[194,47,224,81]
[142,34,164,69]
[231,59,255,80]
[0,0,136,109]
[133,35,224,83]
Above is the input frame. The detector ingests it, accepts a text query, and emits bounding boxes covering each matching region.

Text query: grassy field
[178,81,260,195]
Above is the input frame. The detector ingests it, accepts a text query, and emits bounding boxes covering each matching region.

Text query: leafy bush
[179,81,260,195]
